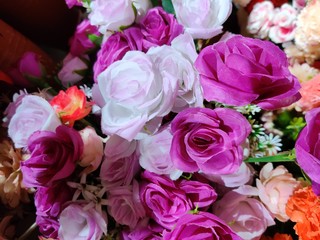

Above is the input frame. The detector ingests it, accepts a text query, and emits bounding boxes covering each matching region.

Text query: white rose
[89,0,135,33]
[172,0,232,39]
[247,1,275,39]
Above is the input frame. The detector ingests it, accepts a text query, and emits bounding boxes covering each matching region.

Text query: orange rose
[50,86,91,126]
[286,186,320,239]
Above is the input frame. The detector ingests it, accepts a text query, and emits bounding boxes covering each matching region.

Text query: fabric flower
[20,125,83,188]
[295,108,320,194]
[172,0,232,39]
[50,86,92,126]
[8,95,61,148]
[213,187,275,240]
[269,4,297,44]
[69,19,100,56]
[106,181,146,228]
[195,35,301,110]
[286,186,320,240]
[88,0,135,33]
[170,107,251,174]
[58,203,108,240]
[256,163,300,222]
[162,211,242,240]
[247,1,275,39]
[139,7,183,51]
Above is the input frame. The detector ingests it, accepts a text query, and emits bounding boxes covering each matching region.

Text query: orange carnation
[286,186,320,240]
[50,86,92,126]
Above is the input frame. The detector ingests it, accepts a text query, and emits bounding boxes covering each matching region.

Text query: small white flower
[258,133,282,156]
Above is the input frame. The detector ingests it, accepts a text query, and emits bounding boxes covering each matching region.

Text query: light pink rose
[58,54,88,87]
[58,203,107,240]
[269,4,297,43]
[96,51,178,141]
[8,95,61,148]
[88,0,135,33]
[139,125,182,180]
[293,0,307,10]
[3,90,27,127]
[78,126,103,173]
[213,186,275,240]
[172,0,232,39]
[107,181,146,228]
[100,136,140,189]
[256,163,301,222]
[247,1,275,39]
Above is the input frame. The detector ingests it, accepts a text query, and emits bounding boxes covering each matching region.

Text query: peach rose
[257,163,300,222]
[286,186,320,240]
[295,0,320,59]
[296,74,320,111]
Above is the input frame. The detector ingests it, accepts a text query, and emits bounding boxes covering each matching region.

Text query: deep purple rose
[139,7,183,51]
[170,107,251,175]
[93,27,143,82]
[139,171,192,229]
[36,215,60,239]
[162,212,242,240]
[21,125,83,188]
[195,35,301,110]
[35,182,74,218]
[295,108,320,195]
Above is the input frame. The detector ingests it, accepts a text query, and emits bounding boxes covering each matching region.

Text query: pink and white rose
[172,0,232,39]
[293,0,307,10]
[88,0,135,33]
[247,1,275,39]
[269,4,297,44]
[256,163,301,222]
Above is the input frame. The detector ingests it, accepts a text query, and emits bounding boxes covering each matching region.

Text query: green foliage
[286,117,306,140]
[162,0,175,14]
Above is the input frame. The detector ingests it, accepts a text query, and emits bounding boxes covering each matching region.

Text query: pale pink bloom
[293,0,307,10]
[58,54,88,87]
[78,127,103,173]
[269,4,297,43]
[89,0,135,33]
[256,163,301,222]
[247,1,275,39]
[289,62,319,83]
[172,0,232,39]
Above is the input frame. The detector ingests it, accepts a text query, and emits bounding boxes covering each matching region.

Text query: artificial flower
[50,86,92,126]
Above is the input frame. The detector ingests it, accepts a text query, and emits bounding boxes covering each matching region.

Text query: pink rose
[3,90,27,127]
[213,187,275,240]
[172,0,232,39]
[293,0,307,10]
[78,126,103,173]
[8,95,61,148]
[65,0,82,8]
[100,136,140,189]
[58,203,107,240]
[37,215,60,239]
[107,182,146,228]
[69,19,100,56]
[247,1,275,39]
[58,54,88,87]
[269,4,297,44]
[162,212,242,240]
[170,107,251,174]
[88,0,135,33]
[257,163,300,222]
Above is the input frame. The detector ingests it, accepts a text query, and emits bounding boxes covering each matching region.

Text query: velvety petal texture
[170,107,251,174]
[195,35,301,110]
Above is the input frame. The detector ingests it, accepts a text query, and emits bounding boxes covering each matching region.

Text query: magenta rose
[195,35,301,110]
[295,108,320,195]
[139,171,192,229]
[162,212,241,240]
[139,7,184,51]
[69,19,100,56]
[36,215,60,239]
[93,27,143,82]
[170,107,251,174]
[21,125,83,188]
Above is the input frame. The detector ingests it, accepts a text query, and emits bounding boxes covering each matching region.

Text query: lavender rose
[170,107,251,174]
[139,7,183,51]
[162,212,241,240]
[295,108,320,195]
[195,35,301,110]
[21,125,83,188]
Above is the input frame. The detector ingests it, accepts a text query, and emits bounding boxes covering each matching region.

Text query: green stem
[245,150,296,163]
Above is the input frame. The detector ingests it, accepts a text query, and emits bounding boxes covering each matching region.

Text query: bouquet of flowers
[1,0,320,239]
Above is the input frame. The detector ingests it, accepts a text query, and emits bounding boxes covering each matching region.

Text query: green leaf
[151,0,161,6]
[245,150,296,163]
[162,0,175,14]
[88,34,102,46]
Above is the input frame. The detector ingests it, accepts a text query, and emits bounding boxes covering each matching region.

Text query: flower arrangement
[1,0,320,239]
